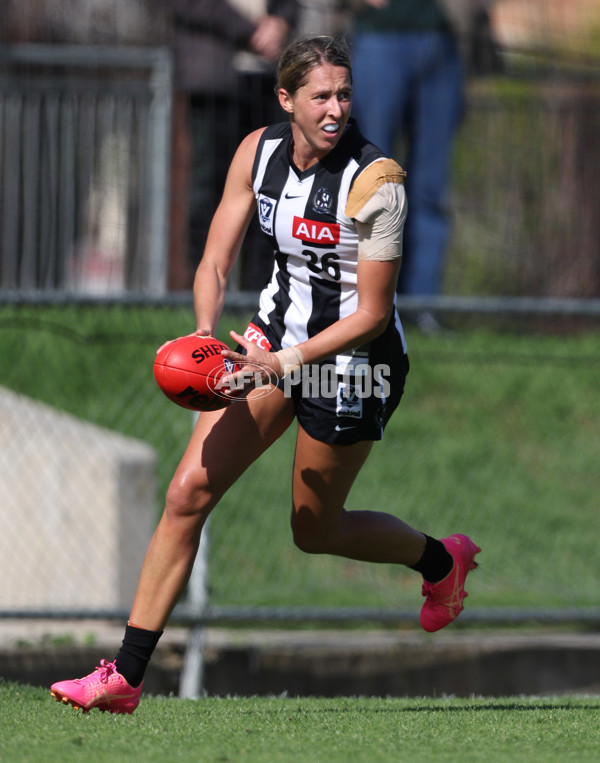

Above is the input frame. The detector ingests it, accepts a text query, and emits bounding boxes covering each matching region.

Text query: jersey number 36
[301,249,341,281]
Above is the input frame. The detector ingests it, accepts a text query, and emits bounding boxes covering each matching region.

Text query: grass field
[2,307,600,760]
[1,304,600,613]
[2,681,600,762]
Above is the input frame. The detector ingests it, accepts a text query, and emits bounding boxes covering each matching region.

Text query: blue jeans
[352,31,464,296]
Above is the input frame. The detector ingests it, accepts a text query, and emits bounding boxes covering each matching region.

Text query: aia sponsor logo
[292,216,340,245]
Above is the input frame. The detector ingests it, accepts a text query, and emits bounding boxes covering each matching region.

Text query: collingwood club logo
[312,187,333,215]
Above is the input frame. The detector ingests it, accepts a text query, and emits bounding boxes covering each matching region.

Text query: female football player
[51,35,479,714]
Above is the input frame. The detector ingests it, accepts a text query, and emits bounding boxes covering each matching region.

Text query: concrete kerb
[2,619,600,698]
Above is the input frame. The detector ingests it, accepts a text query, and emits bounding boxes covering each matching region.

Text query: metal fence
[1,45,599,301]
[0,44,172,294]
[0,296,599,694]
[445,54,600,300]
[1,43,600,696]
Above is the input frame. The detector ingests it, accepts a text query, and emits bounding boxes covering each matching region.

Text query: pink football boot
[51,659,142,714]
[420,534,481,633]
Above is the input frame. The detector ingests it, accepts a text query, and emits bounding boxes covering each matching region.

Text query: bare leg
[129,388,294,631]
[291,425,426,565]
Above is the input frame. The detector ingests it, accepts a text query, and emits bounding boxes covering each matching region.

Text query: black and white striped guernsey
[251,119,404,355]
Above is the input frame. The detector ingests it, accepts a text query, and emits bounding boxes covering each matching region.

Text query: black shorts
[242,313,409,446]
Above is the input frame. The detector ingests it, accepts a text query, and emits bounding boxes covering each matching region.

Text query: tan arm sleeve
[355,182,407,262]
[345,158,406,219]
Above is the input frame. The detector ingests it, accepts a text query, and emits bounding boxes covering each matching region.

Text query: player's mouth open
[322,123,339,134]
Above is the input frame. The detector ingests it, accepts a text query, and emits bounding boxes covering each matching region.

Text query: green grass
[1,305,600,612]
[2,681,600,762]
[206,322,600,610]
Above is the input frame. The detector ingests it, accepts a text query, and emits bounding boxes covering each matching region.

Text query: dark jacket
[172,0,298,93]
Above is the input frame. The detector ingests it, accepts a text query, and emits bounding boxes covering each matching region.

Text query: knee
[290,506,331,555]
[164,473,214,525]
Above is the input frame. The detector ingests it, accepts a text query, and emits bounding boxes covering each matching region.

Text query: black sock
[114,624,163,688]
[410,535,453,583]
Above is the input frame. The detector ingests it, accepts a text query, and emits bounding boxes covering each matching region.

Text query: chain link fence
[1,33,600,634]
[1,297,599,629]
[0,44,172,294]
[446,55,600,300]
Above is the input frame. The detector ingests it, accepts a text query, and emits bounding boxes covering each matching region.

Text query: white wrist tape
[273,346,304,378]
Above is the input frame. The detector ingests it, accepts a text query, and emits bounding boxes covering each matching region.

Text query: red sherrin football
[153,335,236,411]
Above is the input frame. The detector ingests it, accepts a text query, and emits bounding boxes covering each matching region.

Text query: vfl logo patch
[258,194,276,236]
[336,382,363,419]
[312,187,333,215]
[292,216,340,245]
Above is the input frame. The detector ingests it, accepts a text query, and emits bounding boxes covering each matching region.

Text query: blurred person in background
[3,0,166,44]
[169,0,298,290]
[351,0,489,332]
[295,0,355,37]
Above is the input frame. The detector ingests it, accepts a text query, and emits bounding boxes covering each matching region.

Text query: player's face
[279,63,352,169]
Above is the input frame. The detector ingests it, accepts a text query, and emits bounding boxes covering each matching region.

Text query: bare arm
[193,128,265,335]
[291,256,401,361]
[224,256,401,378]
